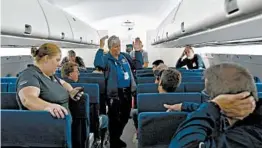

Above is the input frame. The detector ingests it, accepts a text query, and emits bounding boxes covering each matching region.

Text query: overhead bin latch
[80,37,83,43]
[166,32,169,38]
[24,24,32,35]
[181,22,185,33]
[61,32,65,40]
[225,0,239,15]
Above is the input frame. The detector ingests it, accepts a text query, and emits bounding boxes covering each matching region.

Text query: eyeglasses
[201,89,210,100]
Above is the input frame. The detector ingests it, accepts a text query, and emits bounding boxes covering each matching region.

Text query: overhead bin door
[86,27,98,45]
[64,13,89,44]
[1,0,49,38]
[38,0,73,41]
[167,0,226,39]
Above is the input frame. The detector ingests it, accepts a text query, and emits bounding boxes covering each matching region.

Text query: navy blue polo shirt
[115,54,131,88]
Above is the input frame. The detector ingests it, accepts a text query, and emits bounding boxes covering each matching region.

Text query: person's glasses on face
[201,89,210,101]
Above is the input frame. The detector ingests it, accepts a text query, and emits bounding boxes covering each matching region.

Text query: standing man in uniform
[130,37,149,68]
[176,46,205,69]
[94,35,143,148]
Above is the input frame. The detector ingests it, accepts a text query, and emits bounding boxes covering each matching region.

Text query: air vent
[225,0,239,15]
[24,24,32,35]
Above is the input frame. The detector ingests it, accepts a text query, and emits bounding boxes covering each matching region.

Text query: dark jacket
[93,49,143,99]
[170,101,262,148]
[176,54,205,69]
[61,56,86,68]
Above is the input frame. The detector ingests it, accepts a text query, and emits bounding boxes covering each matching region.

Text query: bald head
[204,63,258,101]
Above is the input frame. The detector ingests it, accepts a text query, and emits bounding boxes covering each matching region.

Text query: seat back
[1,92,19,109]
[256,83,262,92]
[182,76,203,82]
[137,83,184,93]
[1,83,8,92]
[8,83,16,92]
[1,77,17,84]
[70,83,99,104]
[137,77,155,84]
[138,112,187,148]
[137,93,202,113]
[1,110,72,148]
[184,82,205,92]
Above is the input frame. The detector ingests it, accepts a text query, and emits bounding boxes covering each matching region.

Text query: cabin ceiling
[47,0,179,30]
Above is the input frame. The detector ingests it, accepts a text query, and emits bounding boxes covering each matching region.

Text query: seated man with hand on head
[61,62,109,145]
[176,46,205,69]
[165,63,262,147]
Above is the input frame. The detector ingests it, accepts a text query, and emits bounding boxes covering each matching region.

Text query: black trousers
[108,88,132,148]
[69,95,88,148]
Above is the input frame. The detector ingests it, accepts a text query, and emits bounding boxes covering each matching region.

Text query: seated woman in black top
[176,46,205,69]
[17,43,84,118]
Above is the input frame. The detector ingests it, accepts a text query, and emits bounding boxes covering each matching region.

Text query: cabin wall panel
[1,56,33,77]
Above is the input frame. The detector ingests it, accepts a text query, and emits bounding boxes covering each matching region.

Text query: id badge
[192,62,196,67]
[124,72,130,80]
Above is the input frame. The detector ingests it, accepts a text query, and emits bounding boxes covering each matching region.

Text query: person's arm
[176,58,188,68]
[94,48,106,70]
[60,79,74,92]
[143,51,149,68]
[196,54,205,69]
[181,102,200,112]
[77,57,86,68]
[164,102,200,112]
[17,73,67,118]
[169,102,221,148]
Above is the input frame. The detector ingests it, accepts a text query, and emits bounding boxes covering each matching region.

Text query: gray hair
[204,63,258,101]
[108,35,120,50]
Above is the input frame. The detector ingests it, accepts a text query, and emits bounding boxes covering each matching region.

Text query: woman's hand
[44,103,68,119]
[69,87,84,101]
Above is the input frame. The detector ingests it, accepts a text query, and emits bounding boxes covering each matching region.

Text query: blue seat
[258,92,262,99]
[256,83,262,92]
[254,76,261,83]
[1,83,8,92]
[137,77,155,84]
[1,92,19,109]
[184,82,205,92]
[70,83,99,104]
[138,112,187,148]
[136,69,153,74]
[137,83,184,93]
[136,73,155,77]
[182,72,203,77]
[1,110,72,148]
[182,76,203,82]
[79,77,105,95]
[82,73,104,78]
[8,83,16,92]
[1,77,17,84]
[137,93,202,113]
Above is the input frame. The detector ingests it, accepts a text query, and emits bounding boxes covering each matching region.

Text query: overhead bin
[91,30,100,45]
[64,12,90,44]
[1,0,49,38]
[153,0,262,47]
[38,0,73,42]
